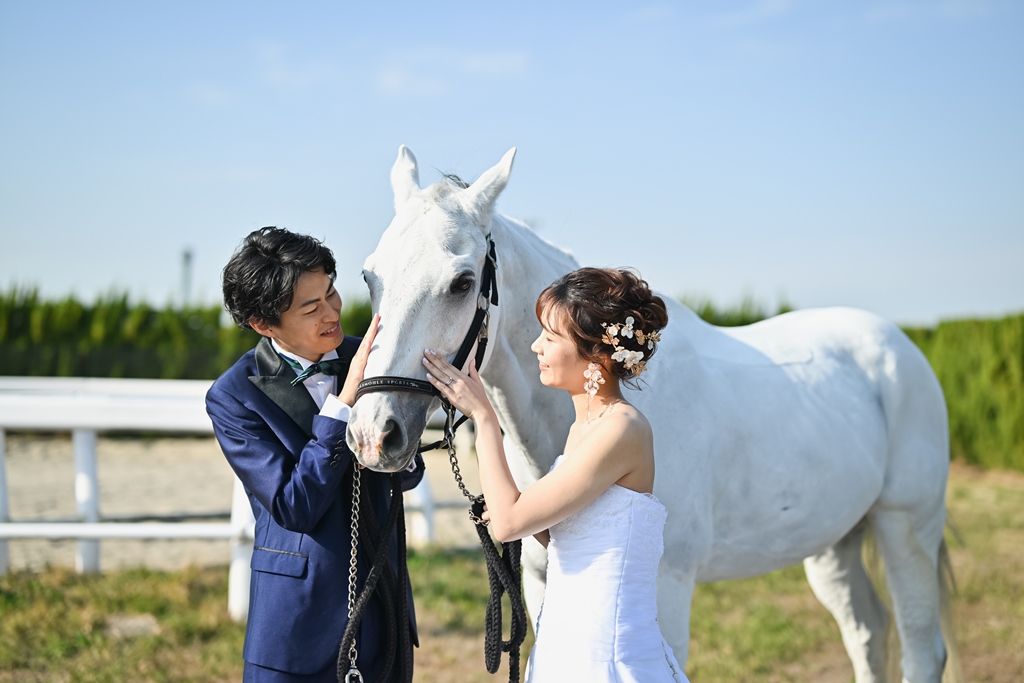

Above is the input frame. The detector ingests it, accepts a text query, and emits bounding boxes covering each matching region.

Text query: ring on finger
[445,376,454,386]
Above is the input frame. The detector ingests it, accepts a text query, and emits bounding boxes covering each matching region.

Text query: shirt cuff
[319,394,352,422]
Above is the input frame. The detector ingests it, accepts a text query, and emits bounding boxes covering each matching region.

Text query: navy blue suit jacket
[206,336,422,676]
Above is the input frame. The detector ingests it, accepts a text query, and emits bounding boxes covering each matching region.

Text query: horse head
[346,145,515,472]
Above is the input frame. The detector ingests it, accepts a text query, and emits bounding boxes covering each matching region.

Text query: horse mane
[425,173,471,214]
[441,173,470,189]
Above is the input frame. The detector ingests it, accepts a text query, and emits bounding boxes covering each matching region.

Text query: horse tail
[939,538,964,683]
[863,529,963,683]
[861,526,902,683]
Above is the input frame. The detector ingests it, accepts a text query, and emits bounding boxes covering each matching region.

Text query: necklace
[586,399,625,424]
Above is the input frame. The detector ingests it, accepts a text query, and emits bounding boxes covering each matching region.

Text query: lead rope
[337,471,410,683]
[440,401,528,683]
[341,466,364,683]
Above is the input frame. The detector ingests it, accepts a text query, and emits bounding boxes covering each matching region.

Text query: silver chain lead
[445,406,475,502]
[346,464,363,682]
[442,403,487,525]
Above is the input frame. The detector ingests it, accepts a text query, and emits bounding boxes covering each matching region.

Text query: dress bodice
[526,455,687,682]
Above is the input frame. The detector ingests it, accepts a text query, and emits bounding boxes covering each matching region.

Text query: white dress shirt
[270,339,351,422]
[270,338,417,473]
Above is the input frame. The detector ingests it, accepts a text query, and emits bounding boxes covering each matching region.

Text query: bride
[423,266,689,683]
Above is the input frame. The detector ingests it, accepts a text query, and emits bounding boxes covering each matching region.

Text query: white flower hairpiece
[600,316,661,376]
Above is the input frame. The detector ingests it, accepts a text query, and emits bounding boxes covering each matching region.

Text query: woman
[422,267,689,682]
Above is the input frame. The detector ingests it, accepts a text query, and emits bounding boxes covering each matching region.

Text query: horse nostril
[380,418,407,456]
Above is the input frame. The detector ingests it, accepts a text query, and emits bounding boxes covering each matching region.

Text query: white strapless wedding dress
[525,456,689,683]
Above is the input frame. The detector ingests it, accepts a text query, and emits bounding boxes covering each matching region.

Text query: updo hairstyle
[536,267,669,385]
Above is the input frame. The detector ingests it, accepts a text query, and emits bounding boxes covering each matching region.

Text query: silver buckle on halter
[344,667,365,683]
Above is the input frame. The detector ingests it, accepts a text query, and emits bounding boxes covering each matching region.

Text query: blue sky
[1,0,1021,325]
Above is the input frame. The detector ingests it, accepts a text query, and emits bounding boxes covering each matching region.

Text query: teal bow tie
[280,355,348,386]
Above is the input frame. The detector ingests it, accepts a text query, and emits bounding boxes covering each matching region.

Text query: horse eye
[450,273,474,294]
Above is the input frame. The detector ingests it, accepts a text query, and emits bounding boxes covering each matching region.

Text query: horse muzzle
[346,387,434,472]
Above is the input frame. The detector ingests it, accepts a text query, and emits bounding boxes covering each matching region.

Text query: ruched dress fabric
[525,456,689,683]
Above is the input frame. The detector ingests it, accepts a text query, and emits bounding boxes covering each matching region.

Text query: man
[206,226,421,682]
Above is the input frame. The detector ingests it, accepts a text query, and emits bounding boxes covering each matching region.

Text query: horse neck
[481,213,578,480]
[490,213,578,288]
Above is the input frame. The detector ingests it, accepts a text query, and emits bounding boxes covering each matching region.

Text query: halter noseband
[355,234,499,406]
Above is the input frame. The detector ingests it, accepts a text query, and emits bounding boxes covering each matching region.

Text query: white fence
[0,377,445,623]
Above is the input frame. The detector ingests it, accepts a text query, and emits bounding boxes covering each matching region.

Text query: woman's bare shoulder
[587,403,652,449]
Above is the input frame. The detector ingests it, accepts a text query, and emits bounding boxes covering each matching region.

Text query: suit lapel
[247,335,364,438]
[249,337,320,437]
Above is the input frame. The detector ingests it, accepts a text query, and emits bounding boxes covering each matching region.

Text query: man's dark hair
[221,226,337,329]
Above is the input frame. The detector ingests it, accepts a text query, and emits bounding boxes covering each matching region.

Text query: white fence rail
[0,377,445,623]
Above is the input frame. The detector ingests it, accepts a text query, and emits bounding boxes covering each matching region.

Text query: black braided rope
[336,474,413,683]
[472,503,527,682]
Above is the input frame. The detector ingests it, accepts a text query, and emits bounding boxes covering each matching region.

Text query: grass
[406,549,494,634]
[0,565,245,682]
[687,564,841,681]
[0,552,518,683]
[2,463,1022,682]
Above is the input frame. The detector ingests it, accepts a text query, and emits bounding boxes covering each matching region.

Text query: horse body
[650,304,893,580]
[346,147,953,683]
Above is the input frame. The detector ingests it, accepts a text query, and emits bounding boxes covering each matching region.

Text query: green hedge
[904,315,1024,471]
[0,288,372,380]
[0,289,781,379]
[1,288,1021,471]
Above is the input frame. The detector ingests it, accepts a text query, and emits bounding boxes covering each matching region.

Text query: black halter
[350,234,527,683]
[355,233,499,417]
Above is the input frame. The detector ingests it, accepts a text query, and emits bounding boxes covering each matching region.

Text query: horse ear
[391,145,420,211]
[463,147,516,220]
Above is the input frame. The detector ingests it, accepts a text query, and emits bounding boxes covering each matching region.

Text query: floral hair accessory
[635,328,661,350]
[601,316,661,376]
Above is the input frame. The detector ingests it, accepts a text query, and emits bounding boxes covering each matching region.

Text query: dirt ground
[1,432,482,572]
[2,436,1022,682]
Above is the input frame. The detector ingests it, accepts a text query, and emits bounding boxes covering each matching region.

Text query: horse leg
[870,505,946,683]
[804,517,890,683]
[657,566,696,667]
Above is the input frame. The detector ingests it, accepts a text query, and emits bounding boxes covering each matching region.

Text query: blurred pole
[405,477,435,548]
[73,429,100,572]
[228,476,254,623]
[0,430,9,574]
[181,248,193,307]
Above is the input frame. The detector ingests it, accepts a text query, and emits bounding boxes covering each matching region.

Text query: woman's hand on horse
[423,353,495,423]
[339,313,381,407]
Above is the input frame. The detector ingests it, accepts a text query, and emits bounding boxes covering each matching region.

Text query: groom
[206,226,422,682]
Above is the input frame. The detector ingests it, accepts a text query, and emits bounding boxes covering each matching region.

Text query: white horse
[346,147,956,683]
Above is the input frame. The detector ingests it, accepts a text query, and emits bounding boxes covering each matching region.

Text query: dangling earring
[583,363,605,422]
